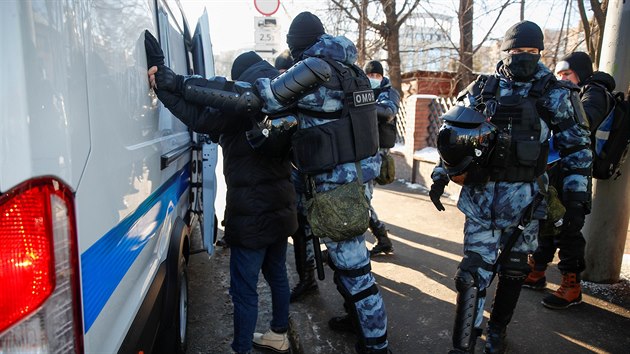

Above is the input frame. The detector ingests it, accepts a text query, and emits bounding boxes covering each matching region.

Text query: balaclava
[286,12,325,62]
[501,20,544,81]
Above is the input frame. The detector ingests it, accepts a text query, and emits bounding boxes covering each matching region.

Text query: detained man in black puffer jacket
[147,49,297,354]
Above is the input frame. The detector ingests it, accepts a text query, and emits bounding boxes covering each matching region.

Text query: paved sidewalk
[187,180,630,354]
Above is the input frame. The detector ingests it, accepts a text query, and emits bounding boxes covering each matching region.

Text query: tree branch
[472,0,514,55]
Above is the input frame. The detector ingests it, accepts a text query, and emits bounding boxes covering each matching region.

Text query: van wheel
[160,251,188,354]
[174,254,188,354]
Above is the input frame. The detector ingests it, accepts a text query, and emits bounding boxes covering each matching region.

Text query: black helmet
[437,105,497,185]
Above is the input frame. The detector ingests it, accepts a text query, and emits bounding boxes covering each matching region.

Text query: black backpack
[591,89,630,180]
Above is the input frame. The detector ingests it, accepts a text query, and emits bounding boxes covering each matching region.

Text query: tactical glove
[562,204,586,234]
[144,30,164,68]
[429,179,447,211]
[155,65,185,93]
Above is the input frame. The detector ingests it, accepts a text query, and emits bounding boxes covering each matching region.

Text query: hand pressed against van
[148,66,158,89]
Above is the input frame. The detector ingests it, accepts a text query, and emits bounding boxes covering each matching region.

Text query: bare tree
[577,0,608,68]
[420,0,515,92]
[328,0,422,93]
[458,0,474,93]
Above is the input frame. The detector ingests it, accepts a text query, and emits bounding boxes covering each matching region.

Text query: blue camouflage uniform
[367,76,400,245]
[432,62,592,329]
[256,34,388,351]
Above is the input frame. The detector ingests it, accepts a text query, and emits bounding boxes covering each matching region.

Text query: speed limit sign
[254,0,280,16]
[254,16,280,56]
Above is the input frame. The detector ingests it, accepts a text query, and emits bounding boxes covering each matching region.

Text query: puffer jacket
[221,60,297,249]
[581,71,616,132]
[255,34,380,193]
[375,77,400,120]
[162,60,298,249]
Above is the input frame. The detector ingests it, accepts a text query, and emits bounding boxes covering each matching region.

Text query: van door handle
[161,142,192,170]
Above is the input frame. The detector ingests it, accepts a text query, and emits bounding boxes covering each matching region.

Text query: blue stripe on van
[81,166,190,332]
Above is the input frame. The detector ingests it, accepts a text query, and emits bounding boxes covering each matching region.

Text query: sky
[181,0,325,55]
[180,0,582,56]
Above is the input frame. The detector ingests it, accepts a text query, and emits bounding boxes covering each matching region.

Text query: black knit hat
[556,51,593,83]
[231,51,263,80]
[286,12,324,56]
[274,49,293,71]
[364,60,384,76]
[501,20,544,51]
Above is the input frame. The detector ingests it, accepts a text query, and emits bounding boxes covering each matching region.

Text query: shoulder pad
[528,72,557,98]
[553,78,580,92]
[457,75,488,101]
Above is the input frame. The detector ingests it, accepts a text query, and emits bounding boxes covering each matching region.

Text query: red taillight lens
[0,181,57,332]
[0,178,82,353]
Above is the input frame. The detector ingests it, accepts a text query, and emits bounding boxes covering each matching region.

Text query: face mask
[503,52,541,81]
[369,78,381,89]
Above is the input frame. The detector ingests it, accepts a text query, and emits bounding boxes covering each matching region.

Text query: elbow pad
[270,57,332,105]
[182,77,262,116]
[376,105,395,122]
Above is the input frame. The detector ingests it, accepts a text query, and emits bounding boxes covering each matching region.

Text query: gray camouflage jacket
[256,34,380,193]
[432,62,592,228]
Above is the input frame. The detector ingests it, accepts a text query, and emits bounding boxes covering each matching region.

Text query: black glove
[144,30,164,68]
[155,65,184,93]
[429,179,447,211]
[562,204,586,234]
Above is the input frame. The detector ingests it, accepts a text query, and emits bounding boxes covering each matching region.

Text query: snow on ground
[581,255,630,305]
[413,146,440,163]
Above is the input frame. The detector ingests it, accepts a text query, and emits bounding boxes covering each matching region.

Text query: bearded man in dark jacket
[146,44,297,354]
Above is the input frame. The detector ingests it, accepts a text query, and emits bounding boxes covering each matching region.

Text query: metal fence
[394,102,407,146]
[427,97,457,147]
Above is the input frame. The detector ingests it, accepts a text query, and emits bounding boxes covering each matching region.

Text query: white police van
[0,0,218,353]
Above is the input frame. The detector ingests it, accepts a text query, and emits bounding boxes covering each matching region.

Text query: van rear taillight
[0,178,83,353]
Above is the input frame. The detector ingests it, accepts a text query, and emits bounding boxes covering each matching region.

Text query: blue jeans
[229,239,290,353]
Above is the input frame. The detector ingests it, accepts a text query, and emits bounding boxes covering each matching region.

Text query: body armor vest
[290,58,379,174]
[472,74,553,182]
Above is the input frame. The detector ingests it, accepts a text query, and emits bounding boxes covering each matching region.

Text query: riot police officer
[146,11,389,354]
[430,21,592,354]
[266,13,389,353]
[363,60,400,256]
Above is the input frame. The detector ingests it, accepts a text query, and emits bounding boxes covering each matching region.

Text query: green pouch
[375,153,396,185]
[305,163,370,242]
[539,185,566,237]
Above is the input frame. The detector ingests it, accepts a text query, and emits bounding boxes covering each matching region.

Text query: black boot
[328,314,357,333]
[355,343,391,354]
[483,271,526,354]
[290,267,318,302]
[290,218,318,303]
[484,322,507,354]
[369,221,393,256]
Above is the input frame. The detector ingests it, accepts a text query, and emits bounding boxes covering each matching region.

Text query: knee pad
[454,268,479,293]
[333,268,386,349]
[332,265,376,305]
[458,251,493,279]
[499,251,529,280]
[452,268,481,351]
